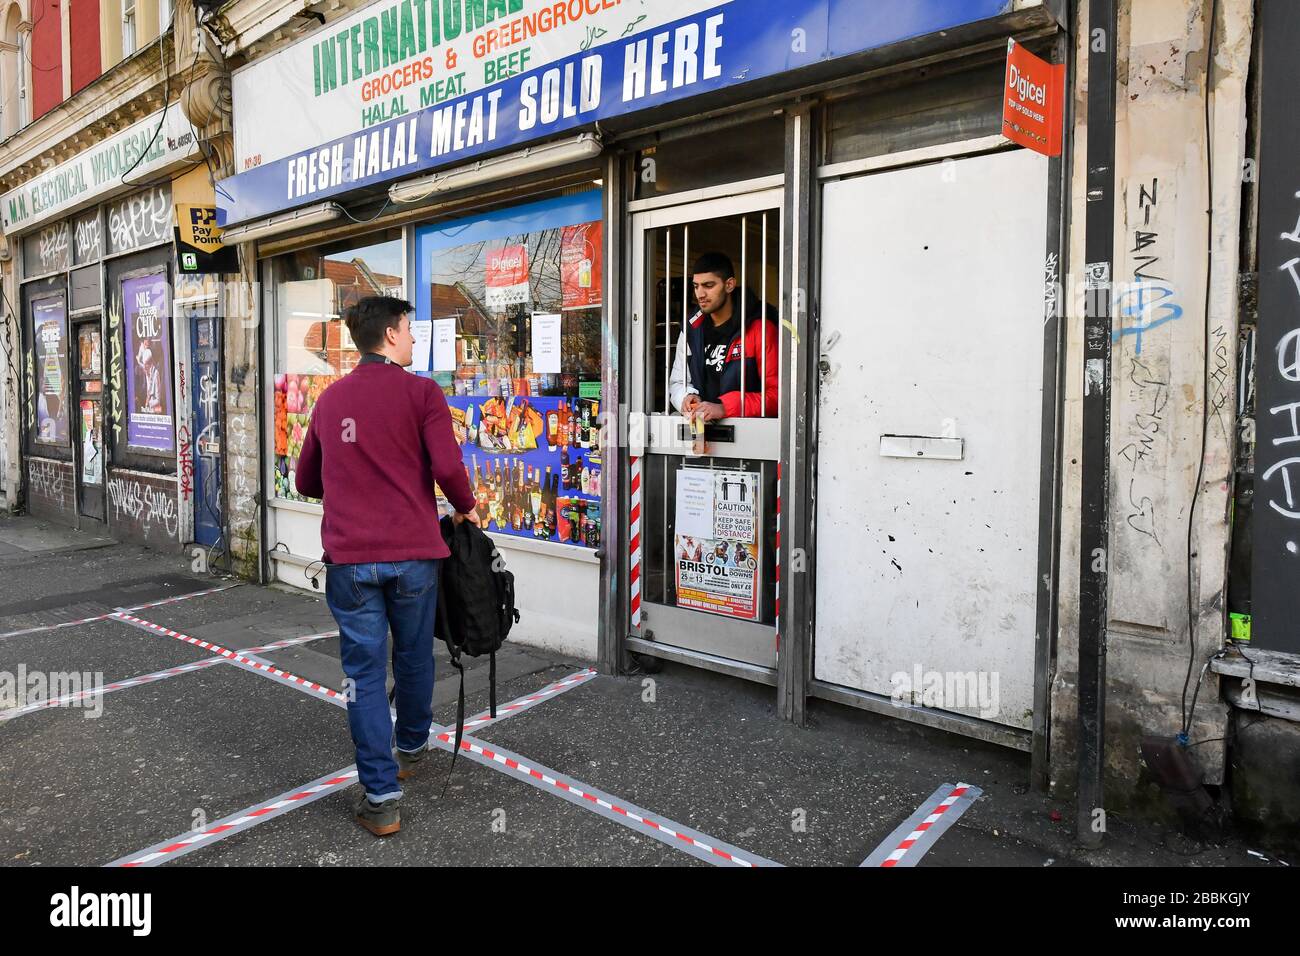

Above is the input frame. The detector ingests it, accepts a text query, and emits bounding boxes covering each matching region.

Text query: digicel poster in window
[485,244,531,311]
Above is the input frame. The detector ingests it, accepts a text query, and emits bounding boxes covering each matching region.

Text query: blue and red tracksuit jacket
[685,291,780,418]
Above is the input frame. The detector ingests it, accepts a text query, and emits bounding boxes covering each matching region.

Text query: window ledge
[1212,646,1300,690]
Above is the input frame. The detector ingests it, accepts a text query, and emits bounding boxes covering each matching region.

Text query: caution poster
[674,469,760,621]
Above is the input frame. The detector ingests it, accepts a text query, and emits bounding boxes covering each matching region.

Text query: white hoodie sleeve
[668,326,697,412]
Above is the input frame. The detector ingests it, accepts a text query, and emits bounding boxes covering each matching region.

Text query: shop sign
[1,109,199,235]
[173,167,239,274]
[218,0,1010,225]
[1001,38,1065,157]
[122,272,175,453]
[674,469,760,621]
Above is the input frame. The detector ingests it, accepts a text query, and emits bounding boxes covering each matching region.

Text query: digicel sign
[1002,39,1064,157]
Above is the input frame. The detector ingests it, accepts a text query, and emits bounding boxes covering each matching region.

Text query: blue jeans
[325,560,441,804]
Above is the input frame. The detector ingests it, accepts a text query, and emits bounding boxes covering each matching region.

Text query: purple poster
[122,272,174,452]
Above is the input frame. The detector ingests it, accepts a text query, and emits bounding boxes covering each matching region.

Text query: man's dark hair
[346,295,414,352]
[691,252,735,281]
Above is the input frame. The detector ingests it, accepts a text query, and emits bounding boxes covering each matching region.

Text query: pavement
[0,512,1294,868]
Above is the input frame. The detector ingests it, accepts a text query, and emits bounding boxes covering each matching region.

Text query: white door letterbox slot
[878,434,965,460]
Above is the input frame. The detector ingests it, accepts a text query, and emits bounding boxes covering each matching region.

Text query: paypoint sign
[219,0,1012,226]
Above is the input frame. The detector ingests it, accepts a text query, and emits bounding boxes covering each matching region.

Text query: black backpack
[432,515,520,776]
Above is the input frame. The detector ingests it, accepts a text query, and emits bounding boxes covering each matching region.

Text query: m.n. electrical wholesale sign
[1,110,200,234]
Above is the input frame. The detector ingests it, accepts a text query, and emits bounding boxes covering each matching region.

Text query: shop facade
[215,0,1270,819]
[0,11,235,558]
[219,0,1069,743]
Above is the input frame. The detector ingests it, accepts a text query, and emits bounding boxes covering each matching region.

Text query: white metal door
[813,148,1049,728]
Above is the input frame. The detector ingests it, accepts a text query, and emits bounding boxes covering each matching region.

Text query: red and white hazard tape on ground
[861,783,981,868]
[0,658,225,723]
[112,769,362,867]
[239,630,339,655]
[107,669,599,867]
[629,456,642,628]
[110,613,346,704]
[0,629,338,725]
[459,668,596,734]
[0,583,241,639]
[429,728,776,867]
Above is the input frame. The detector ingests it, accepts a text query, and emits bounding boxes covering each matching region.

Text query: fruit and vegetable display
[273,372,339,502]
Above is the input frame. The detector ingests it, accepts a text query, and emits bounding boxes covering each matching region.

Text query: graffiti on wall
[27,458,66,501]
[227,411,256,520]
[106,185,172,255]
[178,423,193,501]
[35,221,70,274]
[1113,177,1183,548]
[1264,226,1300,536]
[74,214,102,264]
[24,346,35,435]
[107,301,125,446]
[107,474,179,538]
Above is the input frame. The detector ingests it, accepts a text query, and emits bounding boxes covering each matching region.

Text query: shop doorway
[190,310,223,548]
[813,148,1050,729]
[72,317,106,524]
[627,188,783,668]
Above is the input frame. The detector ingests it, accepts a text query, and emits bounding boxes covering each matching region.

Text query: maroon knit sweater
[294,360,475,564]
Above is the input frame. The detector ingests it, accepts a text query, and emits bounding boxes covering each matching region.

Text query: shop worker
[669,251,780,422]
[296,295,481,837]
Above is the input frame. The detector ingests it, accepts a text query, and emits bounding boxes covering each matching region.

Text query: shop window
[270,228,403,503]
[823,60,1005,166]
[414,191,604,549]
[104,250,176,470]
[633,114,784,201]
[122,0,136,56]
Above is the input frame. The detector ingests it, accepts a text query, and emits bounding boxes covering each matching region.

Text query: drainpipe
[1077,0,1118,849]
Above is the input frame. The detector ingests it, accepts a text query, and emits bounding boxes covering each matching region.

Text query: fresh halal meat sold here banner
[218,0,1010,225]
[122,272,175,453]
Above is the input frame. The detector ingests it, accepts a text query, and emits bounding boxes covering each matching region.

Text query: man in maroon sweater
[295,295,478,837]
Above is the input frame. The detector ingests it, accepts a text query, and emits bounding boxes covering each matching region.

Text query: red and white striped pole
[629,456,642,628]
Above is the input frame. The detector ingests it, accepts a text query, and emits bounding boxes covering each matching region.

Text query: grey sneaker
[396,746,426,780]
[354,793,400,837]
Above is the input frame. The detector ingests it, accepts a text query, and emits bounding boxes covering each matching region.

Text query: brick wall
[105,467,182,552]
[26,456,75,524]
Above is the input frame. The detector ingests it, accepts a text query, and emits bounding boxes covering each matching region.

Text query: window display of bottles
[448,394,601,549]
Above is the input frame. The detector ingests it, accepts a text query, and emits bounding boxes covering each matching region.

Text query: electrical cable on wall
[1181,0,1220,741]
[119,6,179,187]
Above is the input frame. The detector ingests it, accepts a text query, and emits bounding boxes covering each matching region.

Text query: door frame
[797,125,1068,767]
[598,101,1067,778]
[70,313,107,526]
[622,183,785,670]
